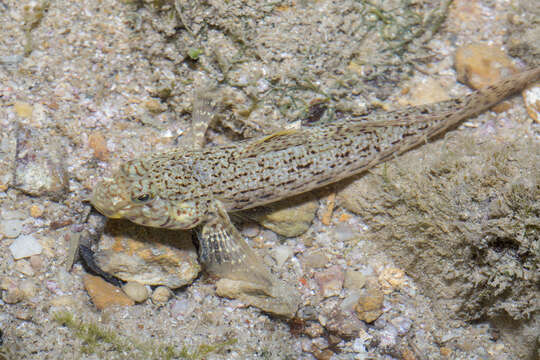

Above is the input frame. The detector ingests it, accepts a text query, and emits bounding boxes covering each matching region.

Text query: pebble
[83,274,134,310]
[454,43,517,113]
[252,193,318,237]
[94,220,200,289]
[355,287,384,323]
[343,270,367,291]
[88,131,109,161]
[50,295,77,307]
[300,249,328,269]
[19,279,37,298]
[454,43,517,90]
[323,305,366,339]
[0,219,24,238]
[151,286,172,305]
[304,322,324,338]
[13,102,33,118]
[378,267,405,295]
[9,235,43,260]
[14,128,68,199]
[29,204,44,218]
[15,259,35,276]
[314,265,344,298]
[1,278,23,304]
[122,282,149,303]
[272,245,293,267]
[523,82,540,123]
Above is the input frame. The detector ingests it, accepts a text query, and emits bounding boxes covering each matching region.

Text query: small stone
[440,346,452,356]
[216,277,300,318]
[29,204,44,218]
[240,222,260,238]
[50,295,76,307]
[344,270,367,290]
[83,274,134,310]
[272,245,293,268]
[0,219,24,238]
[304,322,324,338]
[300,249,328,269]
[15,128,68,199]
[122,282,149,303]
[323,305,366,339]
[355,288,384,323]
[2,286,23,304]
[88,131,109,161]
[9,235,43,260]
[144,98,167,113]
[454,43,517,112]
[15,259,35,276]
[151,286,172,305]
[253,193,318,237]
[19,279,37,298]
[95,220,200,289]
[29,255,43,272]
[13,102,33,118]
[523,82,540,123]
[378,267,405,295]
[455,44,517,90]
[314,265,344,298]
[312,348,334,360]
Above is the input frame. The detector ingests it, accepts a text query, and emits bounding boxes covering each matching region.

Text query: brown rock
[355,288,384,323]
[83,274,134,310]
[455,43,517,90]
[94,220,200,289]
[314,265,344,298]
[251,193,318,237]
[88,131,109,161]
[323,305,366,339]
[454,43,518,112]
[122,282,149,303]
[151,286,172,305]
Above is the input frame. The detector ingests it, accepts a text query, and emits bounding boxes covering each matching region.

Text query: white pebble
[9,235,42,259]
[272,245,293,267]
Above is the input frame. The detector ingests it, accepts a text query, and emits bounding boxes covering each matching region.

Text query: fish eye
[133,194,153,203]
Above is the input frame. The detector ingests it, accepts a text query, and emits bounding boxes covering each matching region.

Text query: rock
[94,220,200,289]
[272,245,293,268]
[13,102,33,118]
[355,288,384,323]
[50,295,76,307]
[401,77,450,107]
[14,128,68,199]
[322,305,366,339]
[314,265,344,298]
[251,193,318,237]
[455,43,518,89]
[0,219,24,238]
[9,235,43,260]
[378,267,405,295]
[29,204,44,218]
[122,282,149,303]
[1,278,23,304]
[15,259,35,276]
[304,322,324,338]
[83,274,134,310]
[454,43,518,112]
[300,249,328,269]
[151,286,172,305]
[19,279,37,298]
[343,270,367,291]
[523,82,540,123]
[88,131,109,161]
[216,277,300,318]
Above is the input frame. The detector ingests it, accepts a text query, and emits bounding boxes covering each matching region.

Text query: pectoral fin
[198,201,300,317]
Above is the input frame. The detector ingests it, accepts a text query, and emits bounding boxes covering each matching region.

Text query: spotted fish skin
[91,67,540,231]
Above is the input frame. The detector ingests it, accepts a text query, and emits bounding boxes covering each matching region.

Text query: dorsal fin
[241,128,306,156]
